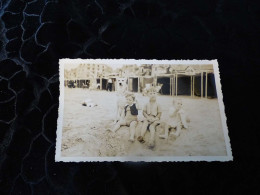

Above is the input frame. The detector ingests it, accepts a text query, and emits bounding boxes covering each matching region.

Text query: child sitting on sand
[159,98,190,139]
[107,93,139,142]
[137,94,162,148]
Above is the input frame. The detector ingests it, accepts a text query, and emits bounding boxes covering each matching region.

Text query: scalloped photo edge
[55,59,232,162]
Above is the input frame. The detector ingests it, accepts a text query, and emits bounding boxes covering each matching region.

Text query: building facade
[65,63,112,80]
[64,63,216,98]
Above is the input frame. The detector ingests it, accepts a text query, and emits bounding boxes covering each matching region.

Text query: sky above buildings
[61,59,214,71]
[64,63,126,70]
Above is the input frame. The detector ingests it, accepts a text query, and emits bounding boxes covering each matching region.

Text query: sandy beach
[61,88,227,157]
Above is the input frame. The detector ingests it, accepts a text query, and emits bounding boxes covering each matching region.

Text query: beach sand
[61,88,227,157]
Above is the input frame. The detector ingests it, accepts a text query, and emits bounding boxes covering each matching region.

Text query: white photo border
[55,59,233,162]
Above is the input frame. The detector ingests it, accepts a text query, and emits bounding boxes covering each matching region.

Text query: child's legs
[162,122,170,137]
[159,122,170,139]
[170,123,181,136]
[115,107,121,121]
[129,121,137,140]
[135,121,143,137]
[149,123,157,141]
[140,120,149,137]
[113,120,125,132]
[175,123,181,136]
[180,113,188,128]
[112,122,121,132]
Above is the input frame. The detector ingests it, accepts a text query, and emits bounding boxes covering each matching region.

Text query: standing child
[107,78,113,91]
[159,98,189,139]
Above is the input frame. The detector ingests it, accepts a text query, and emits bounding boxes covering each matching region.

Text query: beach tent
[111,78,116,91]
[77,79,89,88]
[174,65,217,98]
[96,78,110,90]
[128,76,155,93]
[175,75,191,95]
[157,76,171,95]
[105,73,120,91]
[127,76,140,92]
[140,76,154,92]
[127,76,141,93]
[194,73,217,98]
[153,65,217,98]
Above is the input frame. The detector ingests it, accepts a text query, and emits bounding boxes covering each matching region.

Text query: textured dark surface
[0,0,259,194]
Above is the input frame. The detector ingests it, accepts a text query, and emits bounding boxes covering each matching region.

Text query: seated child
[107,93,139,142]
[137,95,162,148]
[159,98,189,139]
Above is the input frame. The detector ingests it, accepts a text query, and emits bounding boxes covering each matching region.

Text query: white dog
[82,98,97,107]
[116,78,128,94]
[114,78,128,123]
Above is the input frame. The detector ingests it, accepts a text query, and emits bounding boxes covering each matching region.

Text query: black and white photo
[55,59,232,162]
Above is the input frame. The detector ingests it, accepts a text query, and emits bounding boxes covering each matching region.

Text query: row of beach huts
[64,64,217,98]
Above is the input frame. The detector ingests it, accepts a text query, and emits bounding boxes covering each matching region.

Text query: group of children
[107,92,190,148]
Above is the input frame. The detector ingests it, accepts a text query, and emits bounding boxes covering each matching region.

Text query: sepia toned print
[55,59,232,162]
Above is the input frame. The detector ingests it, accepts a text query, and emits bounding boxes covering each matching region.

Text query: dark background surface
[0,0,259,194]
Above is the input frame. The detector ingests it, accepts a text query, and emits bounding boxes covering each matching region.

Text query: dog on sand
[114,78,128,123]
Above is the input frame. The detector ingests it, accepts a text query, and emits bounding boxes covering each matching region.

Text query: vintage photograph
[55,59,232,162]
